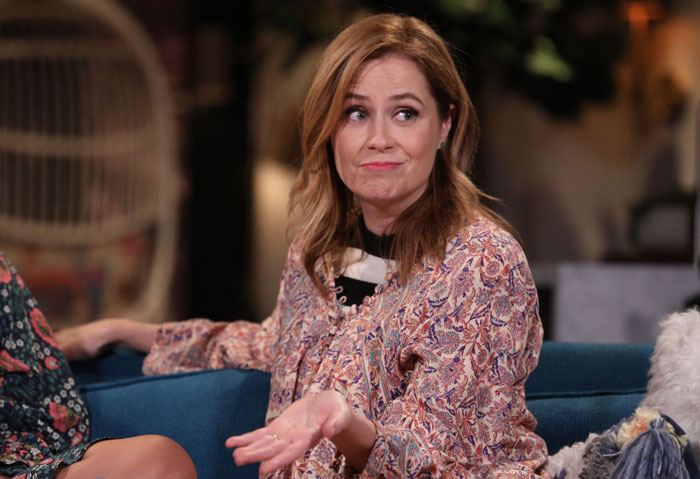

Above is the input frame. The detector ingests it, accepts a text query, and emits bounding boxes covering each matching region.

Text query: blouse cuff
[142,319,214,375]
[360,421,433,479]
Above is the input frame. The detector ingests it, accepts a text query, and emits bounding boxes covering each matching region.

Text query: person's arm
[142,316,280,374]
[55,318,159,361]
[144,245,302,375]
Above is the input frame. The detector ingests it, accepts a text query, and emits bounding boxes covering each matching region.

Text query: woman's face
[332,54,451,233]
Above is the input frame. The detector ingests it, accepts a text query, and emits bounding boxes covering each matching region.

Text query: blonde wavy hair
[289,13,506,292]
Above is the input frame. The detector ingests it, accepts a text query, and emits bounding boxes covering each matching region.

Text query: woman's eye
[346,108,367,121]
[396,109,419,122]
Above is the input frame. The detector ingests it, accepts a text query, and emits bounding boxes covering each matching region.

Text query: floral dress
[145,218,550,478]
[0,252,99,479]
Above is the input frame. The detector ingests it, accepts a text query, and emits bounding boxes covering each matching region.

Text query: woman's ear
[440,104,455,145]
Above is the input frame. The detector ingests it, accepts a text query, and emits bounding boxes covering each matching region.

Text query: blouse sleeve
[360,230,548,479]
[142,248,297,375]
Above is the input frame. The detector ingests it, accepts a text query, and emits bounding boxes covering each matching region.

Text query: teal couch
[70,341,653,479]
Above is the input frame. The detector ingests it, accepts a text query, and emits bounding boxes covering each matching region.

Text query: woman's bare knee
[135,435,197,479]
[57,435,196,479]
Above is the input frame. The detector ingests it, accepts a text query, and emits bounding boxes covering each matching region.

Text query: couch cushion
[527,392,645,455]
[81,368,271,479]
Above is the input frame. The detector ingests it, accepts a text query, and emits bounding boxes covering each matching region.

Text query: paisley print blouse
[144,219,549,478]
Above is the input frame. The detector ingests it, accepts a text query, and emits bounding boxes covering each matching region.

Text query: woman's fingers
[258,439,310,475]
[228,425,319,469]
[225,428,269,448]
[54,318,124,360]
[226,391,351,472]
[231,433,290,466]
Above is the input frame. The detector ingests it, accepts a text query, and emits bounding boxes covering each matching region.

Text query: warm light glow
[619,0,665,68]
[627,3,649,24]
[619,1,664,25]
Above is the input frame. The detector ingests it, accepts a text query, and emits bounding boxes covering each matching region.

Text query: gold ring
[271,434,279,442]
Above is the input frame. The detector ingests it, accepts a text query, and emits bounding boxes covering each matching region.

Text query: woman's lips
[360,161,402,171]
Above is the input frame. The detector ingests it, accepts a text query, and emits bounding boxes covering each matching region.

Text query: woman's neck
[360,206,398,235]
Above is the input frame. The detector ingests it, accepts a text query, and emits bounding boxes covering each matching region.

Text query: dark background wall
[117,0,699,331]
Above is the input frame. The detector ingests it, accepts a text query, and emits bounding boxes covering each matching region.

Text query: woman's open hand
[225,390,355,475]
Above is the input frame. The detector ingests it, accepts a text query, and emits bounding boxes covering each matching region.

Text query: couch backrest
[526,341,652,398]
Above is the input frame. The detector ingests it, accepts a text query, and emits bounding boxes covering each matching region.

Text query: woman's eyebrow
[345,92,368,101]
[344,92,425,106]
[390,92,425,106]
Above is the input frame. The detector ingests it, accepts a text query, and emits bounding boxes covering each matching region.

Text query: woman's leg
[55,435,196,479]
[1,252,196,479]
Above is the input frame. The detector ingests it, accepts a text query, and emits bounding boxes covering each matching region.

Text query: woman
[0,252,197,479]
[58,13,549,478]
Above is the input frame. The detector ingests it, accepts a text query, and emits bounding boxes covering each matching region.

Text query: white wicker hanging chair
[0,0,178,324]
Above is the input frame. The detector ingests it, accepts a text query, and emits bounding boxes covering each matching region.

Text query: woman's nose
[367,118,395,151]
